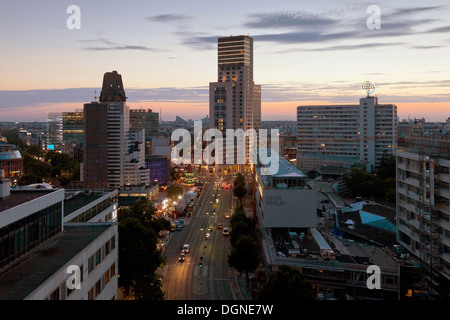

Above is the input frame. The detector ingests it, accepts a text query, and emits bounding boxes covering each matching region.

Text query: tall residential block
[83,71,150,189]
[396,135,450,297]
[210,35,260,131]
[297,96,397,172]
[209,35,261,170]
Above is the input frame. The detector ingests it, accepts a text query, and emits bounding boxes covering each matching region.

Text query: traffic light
[199,262,202,268]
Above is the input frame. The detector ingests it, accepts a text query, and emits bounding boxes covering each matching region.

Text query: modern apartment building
[209,35,261,169]
[297,96,397,173]
[0,178,119,300]
[83,71,150,189]
[396,135,450,297]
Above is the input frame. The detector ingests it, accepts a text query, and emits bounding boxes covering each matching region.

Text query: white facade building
[0,178,119,300]
[396,136,450,285]
[254,152,318,229]
[297,96,397,172]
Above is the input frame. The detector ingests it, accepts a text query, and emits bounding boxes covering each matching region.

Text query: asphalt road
[162,177,241,300]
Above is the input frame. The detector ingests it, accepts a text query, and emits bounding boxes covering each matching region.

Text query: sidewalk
[235,273,252,300]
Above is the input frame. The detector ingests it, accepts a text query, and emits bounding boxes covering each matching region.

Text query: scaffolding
[417,137,442,299]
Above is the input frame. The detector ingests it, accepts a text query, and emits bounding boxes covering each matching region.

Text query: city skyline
[1,0,450,122]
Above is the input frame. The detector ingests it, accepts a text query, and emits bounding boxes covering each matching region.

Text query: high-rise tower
[83,71,149,188]
[210,35,260,131]
[209,36,261,172]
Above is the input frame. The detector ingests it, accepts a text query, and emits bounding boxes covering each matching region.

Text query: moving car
[217,223,223,229]
[182,244,190,253]
[205,233,211,240]
[179,253,186,261]
[222,227,229,236]
[176,224,182,231]
[225,213,230,219]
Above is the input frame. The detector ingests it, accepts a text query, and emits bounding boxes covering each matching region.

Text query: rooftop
[269,226,399,271]
[317,165,350,176]
[258,150,306,179]
[337,203,397,248]
[0,223,112,300]
[0,189,57,212]
[63,192,104,217]
[118,196,145,208]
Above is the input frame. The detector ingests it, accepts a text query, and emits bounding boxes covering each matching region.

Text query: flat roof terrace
[0,223,112,300]
[0,190,56,212]
[63,193,104,217]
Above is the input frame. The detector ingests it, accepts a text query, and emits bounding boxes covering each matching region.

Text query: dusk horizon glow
[1,0,449,122]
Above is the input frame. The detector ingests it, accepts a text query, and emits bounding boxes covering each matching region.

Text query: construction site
[396,134,450,299]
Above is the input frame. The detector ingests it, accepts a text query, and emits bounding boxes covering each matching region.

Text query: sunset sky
[1,0,449,122]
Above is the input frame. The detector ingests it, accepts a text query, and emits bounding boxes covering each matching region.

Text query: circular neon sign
[361,81,375,95]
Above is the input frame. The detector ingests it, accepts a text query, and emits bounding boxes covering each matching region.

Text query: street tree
[228,235,259,278]
[118,217,164,300]
[229,220,251,248]
[233,182,247,203]
[255,264,315,301]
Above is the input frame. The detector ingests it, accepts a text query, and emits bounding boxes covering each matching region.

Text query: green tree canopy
[120,199,171,233]
[255,265,315,301]
[228,235,259,276]
[229,220,251,248]
[17,174,42,186]
[118,217,164,300]
[233,183,247,203]
[233,173,245,186]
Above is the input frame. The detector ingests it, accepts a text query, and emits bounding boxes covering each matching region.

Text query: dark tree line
[343,154,396,203]
[233,173,247,203]
[118,199,171,300]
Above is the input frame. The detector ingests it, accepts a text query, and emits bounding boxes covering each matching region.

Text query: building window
[95,249,102,266]
[88,287,95,300]
[105,270,110,286]
[88,255,94,273]
[49,287,60,300]
[110,263,116,277]
[105,240,110,256]
[111,236,116,250]
[95,280,101,298]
